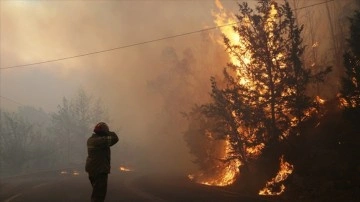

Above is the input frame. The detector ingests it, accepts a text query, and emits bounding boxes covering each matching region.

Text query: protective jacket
[85,131,119,176]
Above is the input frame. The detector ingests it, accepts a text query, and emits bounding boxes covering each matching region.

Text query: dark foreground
[0,170,272,202]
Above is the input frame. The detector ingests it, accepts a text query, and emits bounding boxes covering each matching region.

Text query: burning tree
[340,10,360,115]
[185,0,330,191]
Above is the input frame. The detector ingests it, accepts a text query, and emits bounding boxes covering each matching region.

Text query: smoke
[1,1,235,175]
[3,0,358,176]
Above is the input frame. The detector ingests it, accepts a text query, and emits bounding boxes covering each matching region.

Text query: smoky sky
[0,0,237,174]
[1,0,358,174]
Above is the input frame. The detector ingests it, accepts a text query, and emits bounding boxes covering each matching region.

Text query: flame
[195,159,241,186]
[312,41,319,48]
[259,155,294,195]
[338,93,357,108]
[187,0,244,186]
[119,166,133,172]
[188,0,275,187]
[60,170,80,176]
[213,0,252,87]
[188,139,241,186]
[213,0,243,67]
[72,170,80,176]
[60,170,68,175]
[246,143,265,158]
[316,96,325,105]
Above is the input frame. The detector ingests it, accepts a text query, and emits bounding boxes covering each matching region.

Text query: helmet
[94,122,109,134]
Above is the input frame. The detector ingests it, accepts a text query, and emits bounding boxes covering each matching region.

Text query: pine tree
[341,10,360,113]
[187,0,330,169]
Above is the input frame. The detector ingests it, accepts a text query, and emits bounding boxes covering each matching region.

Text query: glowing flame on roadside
[60,170,68,175]
[72,170,80,176]
[188,139,241,186]
[259,155,294,195]
[119,166,133,172]
[192,160,241,187]
[60,170,80,176]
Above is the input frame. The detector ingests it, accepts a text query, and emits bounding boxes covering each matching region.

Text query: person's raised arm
[88,131,118,148]
[107,131,119,147]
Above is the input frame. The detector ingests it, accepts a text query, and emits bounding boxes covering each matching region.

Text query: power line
[0,23,238,70]
[0,0,333,70]
[0,96,24,106]
[295,0,334,11]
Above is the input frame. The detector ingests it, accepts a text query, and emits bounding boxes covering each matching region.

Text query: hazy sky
[0,0,233,111]
[1,0,358,174]
[0,0,241,174]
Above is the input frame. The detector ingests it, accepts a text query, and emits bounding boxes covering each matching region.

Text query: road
[0,169,272,202]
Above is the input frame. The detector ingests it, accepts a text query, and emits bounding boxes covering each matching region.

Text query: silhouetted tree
[341,10,360,114]
[183,105,221,171]
[50,89,108,166]
[0,110,54,175]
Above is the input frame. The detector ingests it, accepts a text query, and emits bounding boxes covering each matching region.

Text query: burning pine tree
[340,10,360,115]
[185,0,330,193]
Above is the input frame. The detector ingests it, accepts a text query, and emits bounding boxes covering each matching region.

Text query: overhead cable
[1,0,334,70]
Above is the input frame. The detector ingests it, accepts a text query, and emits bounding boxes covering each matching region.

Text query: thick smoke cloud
[1,1,235,175]
[1,0,358,175]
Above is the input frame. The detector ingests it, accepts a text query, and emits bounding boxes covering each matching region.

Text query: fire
[312,41,319,48]
[213,0,251,87]
[119,166,133,172]
[60,170,68,175]
[188,0,275,187]
[195,160,241,187]
[188,139,241,186]
[187,0,244,187]
[338,93,357,108]
[316,96,326,105]
[246,143,265,158]
[72,170,80,176]
[59,170,80,176]
[259,155,294,195]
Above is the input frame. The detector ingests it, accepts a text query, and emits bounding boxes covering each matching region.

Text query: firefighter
[86,122,119,202]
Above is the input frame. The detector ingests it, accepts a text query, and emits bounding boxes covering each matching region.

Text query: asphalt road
[0,169,271,202]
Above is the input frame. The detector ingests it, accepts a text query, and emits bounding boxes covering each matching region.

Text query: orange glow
[338,93,357,108]
[259,155,294,195]
[72,170,80,176]
[213,0,251,86]
[316,96,326,105]
[246,143,265,158]
[60,170,68,175]
[312,41,319,48]
[119,166,133,172]
[60,170,80,176]
[188,0,278,187]
[188,139,241,186]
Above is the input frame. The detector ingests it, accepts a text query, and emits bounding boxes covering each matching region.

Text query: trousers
[89,173,108,202]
